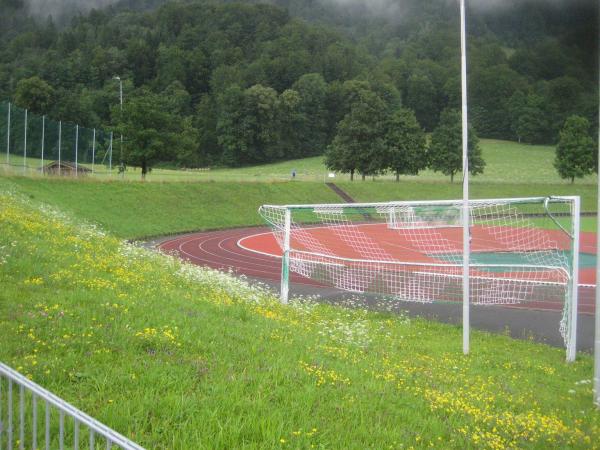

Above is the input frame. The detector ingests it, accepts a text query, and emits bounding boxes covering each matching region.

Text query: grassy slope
[1,175,596,238]
[1,191,598,449]
[0,177,340,238]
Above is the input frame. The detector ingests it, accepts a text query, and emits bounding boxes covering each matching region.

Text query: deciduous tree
[429,109,485,183]
[554,115,595,183]
[385,108,427,181]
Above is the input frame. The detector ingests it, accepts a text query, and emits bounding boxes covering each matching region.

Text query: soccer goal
[259,196,581,361]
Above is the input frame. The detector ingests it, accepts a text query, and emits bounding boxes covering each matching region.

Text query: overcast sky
[24,0,118,19]
[24,0,586,21]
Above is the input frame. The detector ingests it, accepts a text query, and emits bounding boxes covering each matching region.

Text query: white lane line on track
[237,231,282,259]
[215,235,281,270]
[179,234,282,276]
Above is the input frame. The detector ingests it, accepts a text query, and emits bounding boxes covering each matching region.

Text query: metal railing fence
[0,362,144,450]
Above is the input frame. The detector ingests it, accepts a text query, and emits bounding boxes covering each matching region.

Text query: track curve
[158,227,320,285]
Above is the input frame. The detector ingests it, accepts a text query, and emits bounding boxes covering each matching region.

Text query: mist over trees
[0,0,597,171]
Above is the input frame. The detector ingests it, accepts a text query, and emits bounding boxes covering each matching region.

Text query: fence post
[23,109,28,171]
[41,115,45,173]
[58,121,62,176]
[92,128,96,174]
[109,132,113,174]
[75,124,79,176]
[6,102,10,165]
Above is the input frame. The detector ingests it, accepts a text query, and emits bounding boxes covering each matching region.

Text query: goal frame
[262,196,580,362]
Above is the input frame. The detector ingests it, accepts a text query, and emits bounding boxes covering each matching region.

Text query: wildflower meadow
[0,189,598,448]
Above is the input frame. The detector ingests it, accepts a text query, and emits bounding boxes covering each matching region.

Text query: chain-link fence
[0,101,114,176]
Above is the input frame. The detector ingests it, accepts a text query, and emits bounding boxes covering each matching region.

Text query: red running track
[159,227,320,285]
[158,227,596,315]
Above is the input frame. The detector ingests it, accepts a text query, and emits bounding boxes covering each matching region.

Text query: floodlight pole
[460,0,470,355]
[595,23,600,407]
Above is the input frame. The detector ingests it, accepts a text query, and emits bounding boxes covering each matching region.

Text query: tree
[278,88,303,158]
[14,76,54,114]
[429,109,485,183]
[405,73,438,131]
[469,64,525,139]
[292,73,329,156]
[325,90,387,181]
[112,90,178,179]
[216,84,281,166]
[554,115,595,183]
[385,108,427,181]
[216,84,246,166]
[242,84,281,162]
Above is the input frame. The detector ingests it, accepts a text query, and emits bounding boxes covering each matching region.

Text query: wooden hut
[39,161,91,176]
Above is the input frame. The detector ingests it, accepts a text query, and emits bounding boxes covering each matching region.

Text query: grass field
[2,139,598,184]
[0,175,596,238]
[1,189,598,448]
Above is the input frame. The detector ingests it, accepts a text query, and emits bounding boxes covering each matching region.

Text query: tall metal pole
[594,10,600,405]
[6,102,10,165]
[460,0,470,355]
[41,115,45,173]
[23,109,27,171]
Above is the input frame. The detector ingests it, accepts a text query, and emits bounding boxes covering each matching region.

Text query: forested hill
[0,0,597,169]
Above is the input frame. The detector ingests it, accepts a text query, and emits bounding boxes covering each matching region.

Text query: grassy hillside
[3,139,598,184]
[1,190,598,448]
[0,177,340,238]
[1,175,596,238]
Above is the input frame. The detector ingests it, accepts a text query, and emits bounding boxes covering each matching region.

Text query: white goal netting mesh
[259,198,578,347]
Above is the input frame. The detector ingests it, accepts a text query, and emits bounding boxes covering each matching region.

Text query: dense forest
[0,0,597,172]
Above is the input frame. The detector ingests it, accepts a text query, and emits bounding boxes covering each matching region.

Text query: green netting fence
[0,101,114,176]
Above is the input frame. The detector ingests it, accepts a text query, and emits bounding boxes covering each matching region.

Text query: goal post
[259,196,581,361]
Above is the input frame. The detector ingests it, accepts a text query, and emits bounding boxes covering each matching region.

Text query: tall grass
[0,190,598,448]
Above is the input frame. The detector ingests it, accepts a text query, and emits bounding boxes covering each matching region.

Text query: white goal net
[259,197,581,358]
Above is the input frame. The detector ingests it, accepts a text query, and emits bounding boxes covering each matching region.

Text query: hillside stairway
[325,183,372,220]
[325,183,357,203]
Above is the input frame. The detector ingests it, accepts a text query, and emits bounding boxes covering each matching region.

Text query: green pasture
[2,139,598,184]
[0,190,598,449]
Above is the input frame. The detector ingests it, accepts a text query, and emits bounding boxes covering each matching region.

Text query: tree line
[0,0,597,177]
